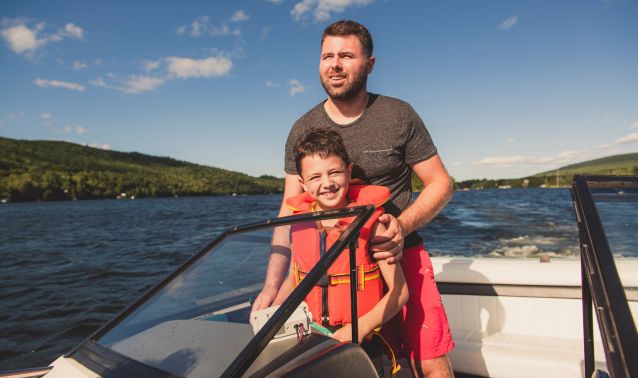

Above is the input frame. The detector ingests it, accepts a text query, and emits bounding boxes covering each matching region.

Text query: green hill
[0,137,283,202]
[455,153,638,189]
[534,153,638,178]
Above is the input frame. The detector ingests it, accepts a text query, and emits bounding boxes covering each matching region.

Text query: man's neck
[324,91,369,125]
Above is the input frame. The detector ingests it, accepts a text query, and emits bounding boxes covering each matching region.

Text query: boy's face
[299,153,352,211]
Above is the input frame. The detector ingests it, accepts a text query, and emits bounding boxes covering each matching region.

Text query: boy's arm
[272,259,295,305]
[252,174,304,311]
[332,221,409,343]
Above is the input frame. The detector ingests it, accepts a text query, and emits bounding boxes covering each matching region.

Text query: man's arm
[399,154,453,235]
[371,154,453,261]
[251,173,304,311]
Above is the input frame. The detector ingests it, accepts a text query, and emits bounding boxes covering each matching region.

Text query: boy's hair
[322,20,373,58]
[294,128,351,176]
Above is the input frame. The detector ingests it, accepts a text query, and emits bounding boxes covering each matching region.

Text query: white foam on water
[488,245,540,258]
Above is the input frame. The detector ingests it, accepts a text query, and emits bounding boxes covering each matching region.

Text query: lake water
[0,188,615,369]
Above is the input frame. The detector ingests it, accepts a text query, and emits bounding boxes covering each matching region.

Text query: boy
[275,129,409,373]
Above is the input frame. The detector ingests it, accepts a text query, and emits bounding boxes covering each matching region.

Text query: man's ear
[367,55,376,74]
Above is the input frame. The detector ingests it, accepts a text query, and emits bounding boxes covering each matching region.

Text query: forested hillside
[0,137,283,202]
[454,153,638,190]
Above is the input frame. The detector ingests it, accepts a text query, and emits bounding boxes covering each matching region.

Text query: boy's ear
[347,163,353,174]
[298,175,308,192]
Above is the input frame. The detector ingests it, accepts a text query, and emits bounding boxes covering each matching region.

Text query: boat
[2,175,636,377]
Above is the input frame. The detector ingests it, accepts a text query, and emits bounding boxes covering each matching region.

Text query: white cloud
[90,77,112,89]
[126,75,165,93]
[91,74,164,94]
[260,26,272,40]
[1,20,84,57]
[613,132,638,145]
[289,79,306,95]
[189,16,208,37]
[40,112,53,120]
[91,55,232,94]
[176,25,187,35]
[630,120,638,129]
[473,150,589,167]
[62,125,87,134]
[87,142,111,150]
[499,15,518,30]
[73,60,88,70]
[34,78,86,92]
[265,0,283,3]
[62,23,84,39]
[50,23,84,41]
[505,138,515,145]
[292,0,374,23]
[1,24,42,54]
[266,80,279,87]
[597,143,612,149]
[166,56,232,78]
[142,60,161,72]
[176,16,241,38]
[231,10,250,23]
[6,112,24,119]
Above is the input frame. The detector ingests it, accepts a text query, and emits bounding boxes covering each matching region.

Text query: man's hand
[370,213,404,264]
[252,285,278,312]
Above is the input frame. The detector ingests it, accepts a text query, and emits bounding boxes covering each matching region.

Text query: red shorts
[383,245,455,361]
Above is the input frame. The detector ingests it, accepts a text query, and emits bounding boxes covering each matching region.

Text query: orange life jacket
[286,184,390,326]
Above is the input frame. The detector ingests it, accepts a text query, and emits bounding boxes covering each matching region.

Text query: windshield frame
[571,175,638,378]
[65,204,377,377]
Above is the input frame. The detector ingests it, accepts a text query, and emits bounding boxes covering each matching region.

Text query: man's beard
[320,68,368,101]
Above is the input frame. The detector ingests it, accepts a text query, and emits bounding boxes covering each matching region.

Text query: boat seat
[449,329,608,378]
[431,258,638,378]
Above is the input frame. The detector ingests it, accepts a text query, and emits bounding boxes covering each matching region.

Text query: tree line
[0,137,283,202]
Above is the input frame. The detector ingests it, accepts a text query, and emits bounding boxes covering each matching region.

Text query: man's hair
[294,128,350,176]
[321,20,373,58]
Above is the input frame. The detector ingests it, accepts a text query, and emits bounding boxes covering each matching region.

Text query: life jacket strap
[295,264,381,291]
[365,328,402,375]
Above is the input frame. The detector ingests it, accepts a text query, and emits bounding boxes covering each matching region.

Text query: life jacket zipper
[319,229,329,326]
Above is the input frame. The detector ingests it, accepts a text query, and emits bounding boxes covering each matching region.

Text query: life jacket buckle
[317,275,330,287]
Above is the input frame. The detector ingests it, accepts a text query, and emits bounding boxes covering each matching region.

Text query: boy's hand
[370,214,404,264]
[251,285,277,311]
[331,324,366,344]
[332,324,353,342]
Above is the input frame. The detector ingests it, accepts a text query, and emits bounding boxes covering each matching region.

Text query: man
[254,20,454,377]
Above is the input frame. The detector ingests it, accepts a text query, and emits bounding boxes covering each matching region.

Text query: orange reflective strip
[297,265,380,287]
[293,263,302,286]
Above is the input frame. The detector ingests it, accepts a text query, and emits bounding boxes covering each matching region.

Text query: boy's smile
[299,153,352,211]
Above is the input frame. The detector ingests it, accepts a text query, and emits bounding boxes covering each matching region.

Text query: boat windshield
[589,182,638,294]
[70,205,376,377]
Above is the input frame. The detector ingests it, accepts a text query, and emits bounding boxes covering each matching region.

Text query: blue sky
[1,0,636,181]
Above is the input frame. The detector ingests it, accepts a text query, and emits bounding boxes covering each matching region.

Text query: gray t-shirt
[285,93,437,229]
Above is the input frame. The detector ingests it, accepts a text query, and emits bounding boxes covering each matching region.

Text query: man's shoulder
[293,100,326,127]
[371,93,415,112]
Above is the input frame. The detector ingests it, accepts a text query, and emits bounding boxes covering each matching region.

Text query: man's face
[319,35,374,100]
[299,153,352,211]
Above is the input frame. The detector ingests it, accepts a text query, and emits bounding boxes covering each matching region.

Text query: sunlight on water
[0,188,633,369]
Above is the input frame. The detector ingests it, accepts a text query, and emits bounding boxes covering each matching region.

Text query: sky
[1,0,636,181]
